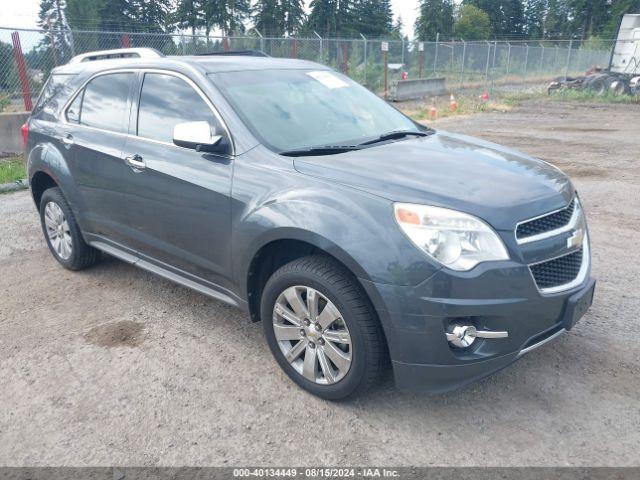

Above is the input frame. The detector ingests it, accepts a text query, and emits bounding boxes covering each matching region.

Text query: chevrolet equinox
[24,48,595,399]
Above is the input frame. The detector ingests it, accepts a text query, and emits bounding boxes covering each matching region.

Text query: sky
[0,0,422,39]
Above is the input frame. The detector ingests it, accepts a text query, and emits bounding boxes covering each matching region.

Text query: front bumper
[361,261,595,394]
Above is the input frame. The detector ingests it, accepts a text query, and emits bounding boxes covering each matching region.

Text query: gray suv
[24,48,595,399]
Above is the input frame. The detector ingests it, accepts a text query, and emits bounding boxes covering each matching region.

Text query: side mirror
[173,121,225,153]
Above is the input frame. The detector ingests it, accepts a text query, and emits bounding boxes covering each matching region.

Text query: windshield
[209,69,420,152]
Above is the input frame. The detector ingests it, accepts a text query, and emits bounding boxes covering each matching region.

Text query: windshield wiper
[279,130,433,156]
[358,129,432,146]
[279,145,363,157]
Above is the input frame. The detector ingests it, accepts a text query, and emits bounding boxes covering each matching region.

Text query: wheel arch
[244,229,373,323]
[30,170,59,208]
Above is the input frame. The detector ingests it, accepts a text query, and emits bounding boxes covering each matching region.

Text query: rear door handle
[125,154,146,171]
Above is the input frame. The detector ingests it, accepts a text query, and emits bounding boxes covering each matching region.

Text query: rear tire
[260,255,384,400]
[609,79,629,96]
[586,76,609,96]
[39,187,101,271]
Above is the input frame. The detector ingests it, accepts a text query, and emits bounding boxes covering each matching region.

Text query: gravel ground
[0,99,638,467]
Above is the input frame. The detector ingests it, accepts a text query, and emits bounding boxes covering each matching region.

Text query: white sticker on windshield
[306,70,349,89]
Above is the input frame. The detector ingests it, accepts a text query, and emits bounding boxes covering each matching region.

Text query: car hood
[293,131,574,231]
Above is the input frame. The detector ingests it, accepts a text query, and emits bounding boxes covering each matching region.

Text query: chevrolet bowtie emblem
[567,228,585,249]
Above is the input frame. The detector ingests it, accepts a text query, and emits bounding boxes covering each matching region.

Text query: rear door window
[80,73,134,133]
[136,73,219,144]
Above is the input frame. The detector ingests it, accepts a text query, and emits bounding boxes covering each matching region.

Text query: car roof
[51,54,328,76]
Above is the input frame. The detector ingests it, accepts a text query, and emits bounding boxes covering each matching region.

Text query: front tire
[39,187,100,270]
[261,255,384,400]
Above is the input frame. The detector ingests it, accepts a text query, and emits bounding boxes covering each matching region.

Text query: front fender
[233,183,439,298]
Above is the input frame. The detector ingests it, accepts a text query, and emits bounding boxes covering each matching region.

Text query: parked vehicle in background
[549,14,640,95]
[23,49,595,400]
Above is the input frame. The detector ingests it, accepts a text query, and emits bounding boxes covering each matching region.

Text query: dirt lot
[1,99,639,467]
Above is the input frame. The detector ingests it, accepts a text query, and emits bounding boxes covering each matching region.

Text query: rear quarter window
[33,73,77,118]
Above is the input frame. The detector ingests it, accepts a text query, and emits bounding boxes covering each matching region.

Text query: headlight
[394,203,509,271]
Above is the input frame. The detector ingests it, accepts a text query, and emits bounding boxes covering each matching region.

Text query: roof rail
[68,48,164,64]
[194,50,270,57]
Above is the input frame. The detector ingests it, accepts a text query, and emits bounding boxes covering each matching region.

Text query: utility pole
[314,31,323,63]
[490,40,497,95]
[433,33,439,75]
[360,34,367,86]
[565,39,573,81]
[484,40,491,80]
[382,41,389,99]
[254,28,264,53]
[459,40,466,89]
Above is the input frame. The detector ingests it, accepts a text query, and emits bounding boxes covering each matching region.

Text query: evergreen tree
[414,0,454,41]
[602,0,640,38]
[463,0,525,38]
[523,0,547,38]
[545,0,572,38]
[65,0,102,30]
[282,0,306,35]
[0,41,19,95]
[175,0,204,36]
[253,0,306,36]
[455,4,491,40]
[132,0,171,32]
[98,0,134,31]
[252,0,285,36]
[202,0,250,36]
[307,0,336,37]
[65,0,103,52]
[38,0,73,63]
[307,0,356,37]
[390,15,404,39]
[567,0,612,38]
[352,0,394,37]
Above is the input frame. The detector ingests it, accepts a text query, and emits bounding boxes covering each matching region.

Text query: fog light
[446,324,509,348]
[446,325,477,348]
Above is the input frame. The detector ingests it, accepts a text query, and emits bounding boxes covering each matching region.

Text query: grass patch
[403,87,640,124]
[404,94,518,123]
[0,155,26,184]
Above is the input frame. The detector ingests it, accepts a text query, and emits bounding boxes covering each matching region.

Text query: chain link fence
[0,26,616,112]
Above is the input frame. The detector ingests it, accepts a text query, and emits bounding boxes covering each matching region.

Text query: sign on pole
[381,42,389,52]
[418,42,424,52]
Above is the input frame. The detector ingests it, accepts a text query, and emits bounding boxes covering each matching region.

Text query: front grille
[517,199,575,240]
[530,248,583,290]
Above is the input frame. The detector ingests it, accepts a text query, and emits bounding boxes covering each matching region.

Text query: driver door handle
[125,154,146,171]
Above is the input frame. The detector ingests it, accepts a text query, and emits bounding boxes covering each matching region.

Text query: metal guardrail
[388,77,447,101]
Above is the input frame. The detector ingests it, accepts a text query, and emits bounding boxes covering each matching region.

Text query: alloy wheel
[44,201,73,260]
[272,285,352,385]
